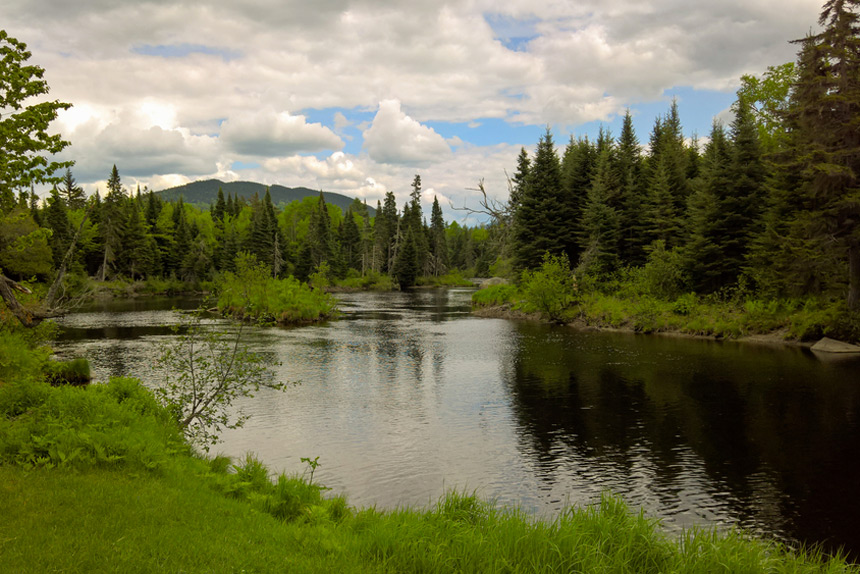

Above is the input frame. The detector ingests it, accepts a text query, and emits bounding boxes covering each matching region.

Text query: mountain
[155,179,375,215]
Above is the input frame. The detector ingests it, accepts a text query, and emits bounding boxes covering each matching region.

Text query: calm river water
[53,289,860,558]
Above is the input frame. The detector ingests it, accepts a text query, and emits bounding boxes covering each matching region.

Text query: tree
[58,168,86,211]
[616,110,648,264]
[98,165,126,280]
[509,147,531,210]
[514,128,569,270]
[44,185,71,266]
[155,311,285,450]
[0,31,73,201]
[738,62,797,152]
[429,196,448,276]
[579,148,621,276]
[781,1,860,307]
[392,229,419,288]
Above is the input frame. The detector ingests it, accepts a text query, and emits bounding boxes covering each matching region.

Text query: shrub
[519,252,576,322]
[43,358,91,386]
[217,253,337,325]
[638,240,687,300]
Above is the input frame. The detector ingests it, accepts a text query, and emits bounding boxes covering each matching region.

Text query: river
[52,289,860,558]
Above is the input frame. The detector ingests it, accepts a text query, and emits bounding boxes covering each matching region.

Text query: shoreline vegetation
[1,373,857,573]
[471,282,859,347]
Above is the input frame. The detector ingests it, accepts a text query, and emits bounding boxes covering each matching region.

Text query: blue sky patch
[484,13,541,52]
[132,43,241,62]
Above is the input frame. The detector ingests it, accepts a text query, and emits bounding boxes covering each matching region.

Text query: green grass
[1,376,856,573]
[334,270,397,291]
[471,284,519,308]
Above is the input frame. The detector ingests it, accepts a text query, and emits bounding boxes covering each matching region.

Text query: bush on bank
[473,253,860,343]
[216,253,338,325]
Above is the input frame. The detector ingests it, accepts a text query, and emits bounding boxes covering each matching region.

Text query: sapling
[154,311,287,450]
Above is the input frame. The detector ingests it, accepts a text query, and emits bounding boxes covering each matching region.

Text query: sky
[5,0,822,223]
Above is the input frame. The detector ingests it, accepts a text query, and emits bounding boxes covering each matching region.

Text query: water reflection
[506,322,860,556]
[52,290,860,559]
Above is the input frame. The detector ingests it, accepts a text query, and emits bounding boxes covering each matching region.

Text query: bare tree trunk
[0,274,36,327]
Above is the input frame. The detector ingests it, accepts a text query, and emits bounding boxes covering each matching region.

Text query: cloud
[220,110,344,157]
[363,100,452,166]
[4,0,824,206]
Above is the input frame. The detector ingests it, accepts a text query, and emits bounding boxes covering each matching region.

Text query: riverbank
[471,286,859,347]
[1,376,855,573]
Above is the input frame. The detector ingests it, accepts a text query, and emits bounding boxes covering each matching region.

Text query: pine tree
[514,128,569,270]
[59,168,86,211]
[307,192,333,269]
[213,187,226,223]
[559,135,596,263]
[99,165,126,280]
[684,123,733,293]
[510,147,531,210]
[340,209,362,272]
[393,229,419,288]
[44,186,71,266]
[791,0,860,307]
[430,196,448,276]
[580,148,621,275]
[616,110,648,264]
[122,197,155,279]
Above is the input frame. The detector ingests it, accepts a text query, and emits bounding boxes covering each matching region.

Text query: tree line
[505,0,860,309]
[0,167,499,291]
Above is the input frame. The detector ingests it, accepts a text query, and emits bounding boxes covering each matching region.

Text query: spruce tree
[393,229,419,288]
[99,165,126,280]
[616,110,648,264]
[510,147,531,210]
[59,168,86,211]
[580,148,621,275]
[213,187,226,223]
[44,186,71,266]
[430,196,448,276]
[307,192,333,269]
[514,128,568,270]
[684,123,732,293]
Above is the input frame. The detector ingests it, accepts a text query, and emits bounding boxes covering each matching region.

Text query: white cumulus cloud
[363,100,452,167]
[220,110,344,157]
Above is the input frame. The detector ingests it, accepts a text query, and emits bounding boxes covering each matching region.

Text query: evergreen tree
[510,147,531,210]
[645,154,682,247]
[684,123,733,292]
[122,197,155,279]
[579,148,621,275]
[790,0,860,307]
[616,110,648,264]
[430,196,448,276]
[340,209,362,272]
[514,128,569,270]
[393,229,419,288]
[99,165,126,280]
[145,189,162,227]
[307,192,333,269]
[59,168,86,211]
[44,186,71,266]
[213,187,226,223]
[559,135,596,263]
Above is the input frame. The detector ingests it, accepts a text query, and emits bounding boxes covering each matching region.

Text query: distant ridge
[156,179,375,215]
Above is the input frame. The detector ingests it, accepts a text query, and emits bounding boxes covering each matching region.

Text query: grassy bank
[472,254,860,344]
[1,374,856,573]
